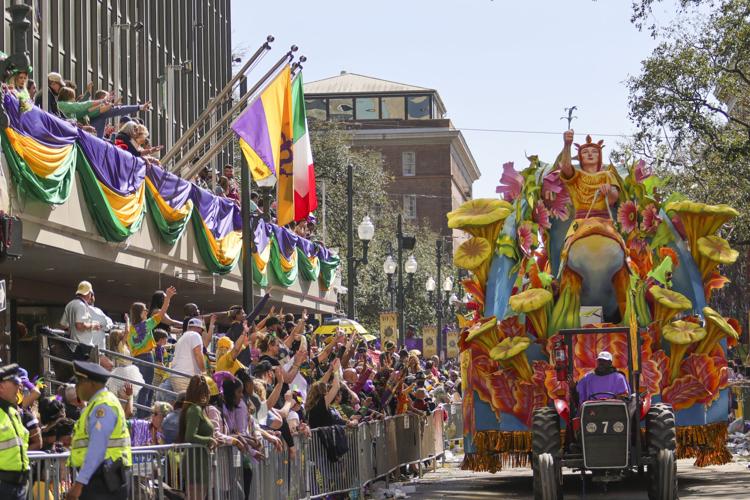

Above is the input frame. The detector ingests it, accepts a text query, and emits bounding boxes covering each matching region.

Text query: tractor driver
[576,351,630,403]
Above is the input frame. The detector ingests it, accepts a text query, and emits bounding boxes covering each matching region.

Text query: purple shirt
[577,371,630,402]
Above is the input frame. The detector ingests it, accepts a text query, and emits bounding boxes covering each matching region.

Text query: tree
[309,121,454,333]
[623,0,750,327]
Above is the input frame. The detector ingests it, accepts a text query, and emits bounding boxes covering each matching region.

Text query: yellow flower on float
[662,320,707,383]
[665,201,738,258]
[509,288,553,340]
[490,336,533,381]
[454,237,493,286]
[695,307,739,356]
[696,235,739,282]
[649,286,692,330]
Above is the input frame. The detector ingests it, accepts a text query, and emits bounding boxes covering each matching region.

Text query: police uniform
[69,361,131,500]
[0,364,29,500]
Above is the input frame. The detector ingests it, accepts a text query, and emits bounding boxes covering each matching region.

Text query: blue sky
[230,0,675,198]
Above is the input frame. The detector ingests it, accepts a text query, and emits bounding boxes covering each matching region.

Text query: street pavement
[406,458,750,499]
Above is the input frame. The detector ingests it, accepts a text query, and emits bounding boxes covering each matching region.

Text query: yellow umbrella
[313,318,368,335]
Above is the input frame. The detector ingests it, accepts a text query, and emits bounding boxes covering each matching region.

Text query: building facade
[0,0,232,150]
[304,72,480,241]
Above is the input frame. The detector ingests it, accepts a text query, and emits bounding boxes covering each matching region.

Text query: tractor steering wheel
[587,391,619,400]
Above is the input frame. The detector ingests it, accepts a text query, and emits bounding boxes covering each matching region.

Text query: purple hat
[306,214,317,225]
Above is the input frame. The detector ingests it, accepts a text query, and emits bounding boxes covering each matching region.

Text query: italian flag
[292,74,317,222]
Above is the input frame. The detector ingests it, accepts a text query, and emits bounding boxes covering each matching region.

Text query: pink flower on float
[533,203,551,230]
[640,204,662,233]
[517,221,534,256]
[496,161,523,202]
[617,200,639,234]
[634,159,652,183]
[541,170,571,220]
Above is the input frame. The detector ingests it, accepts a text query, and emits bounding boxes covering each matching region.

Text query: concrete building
[1,0,232,153]
[0,3,340,372]
[304,71,481,241]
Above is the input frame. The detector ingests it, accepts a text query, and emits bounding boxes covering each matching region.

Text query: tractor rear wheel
[532,407,562,500]
[645,403,677,453]
[645,403,677,500]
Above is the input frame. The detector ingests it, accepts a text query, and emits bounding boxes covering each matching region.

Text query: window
[403,195,417,219]
[381,96,405,119]
[306,98,327,121]
[402,151,416,176]
[328,98,353,121]
[355,97,379,119]
[407,96,431,119]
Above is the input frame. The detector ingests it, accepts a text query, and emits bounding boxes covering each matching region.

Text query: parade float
[450,130,739,472]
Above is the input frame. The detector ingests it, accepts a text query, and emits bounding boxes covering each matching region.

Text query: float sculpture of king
[555,130,629,325]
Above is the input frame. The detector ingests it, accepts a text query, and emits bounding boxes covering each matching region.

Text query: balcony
[0,93,340,314]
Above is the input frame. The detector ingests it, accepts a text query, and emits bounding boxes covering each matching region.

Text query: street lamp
[383,219,417,345]
[427,238,461,360]
[347,163,375,319]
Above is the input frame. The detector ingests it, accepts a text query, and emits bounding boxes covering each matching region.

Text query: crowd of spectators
[16,280,462,497]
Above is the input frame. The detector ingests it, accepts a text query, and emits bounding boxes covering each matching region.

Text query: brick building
[304,72,480,241]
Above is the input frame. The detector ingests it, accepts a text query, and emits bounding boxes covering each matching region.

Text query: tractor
[531,326,677,500]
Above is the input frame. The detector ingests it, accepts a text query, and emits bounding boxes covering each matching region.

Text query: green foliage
[309,121,456,333]
[624,0,750,326]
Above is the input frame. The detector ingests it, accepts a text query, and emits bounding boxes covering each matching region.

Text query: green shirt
[57,99,103,121]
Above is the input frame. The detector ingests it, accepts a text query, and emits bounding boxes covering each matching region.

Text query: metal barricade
[443,402,464,453]
[306,424,360,499]
[28,452,74,499]
[27,403,464,499]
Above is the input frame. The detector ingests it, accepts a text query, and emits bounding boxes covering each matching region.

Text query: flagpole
[162,35,275,167]
[174,46,298,178]
[239,75,255,314]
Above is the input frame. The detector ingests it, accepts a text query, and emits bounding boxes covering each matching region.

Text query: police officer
[0,364,29,499]
[66,361,131,500]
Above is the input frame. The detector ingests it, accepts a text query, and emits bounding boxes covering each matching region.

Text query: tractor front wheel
[647,449,677,500]
[532,407,562,500]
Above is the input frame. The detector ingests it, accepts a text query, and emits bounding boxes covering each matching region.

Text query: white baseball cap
[597,351,613,362]
[187,317,205,330]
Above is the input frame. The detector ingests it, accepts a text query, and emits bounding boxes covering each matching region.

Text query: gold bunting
[380,312,397,346]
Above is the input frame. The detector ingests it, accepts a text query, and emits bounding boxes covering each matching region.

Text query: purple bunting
[270,224,298,259]
[4,90,335,264]
[146,164,193,210]
[4,94,77,147]
[190,185,242,239]
[254,218,270,254]
[76,129,146,196]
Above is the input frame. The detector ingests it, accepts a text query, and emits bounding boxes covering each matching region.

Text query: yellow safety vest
[69,389,131,468]
[0,405,28,472]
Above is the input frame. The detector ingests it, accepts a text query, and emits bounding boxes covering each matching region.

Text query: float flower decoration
[454,237,493,288]
[617,200,639,234]
[649,286,692,332]
[462,316,499,353]
[490,336,533,381]
[664,201,738,258]
[447,198,512,251]
[541,170,571,220]
[662,320,707,383]
[640,203,661,234]
[508,288,553,341]
[495,161,523,202]
[695,307,739,356]
[695,235,738,283]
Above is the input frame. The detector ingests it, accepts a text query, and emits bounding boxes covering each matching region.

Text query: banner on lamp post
[380,312,398,347]
[446,330,460,359]
[422,326,437,358]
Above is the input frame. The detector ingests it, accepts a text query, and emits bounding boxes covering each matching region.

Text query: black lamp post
[383,215,417,346]
[346,163,375,319]
[426,239,460,360]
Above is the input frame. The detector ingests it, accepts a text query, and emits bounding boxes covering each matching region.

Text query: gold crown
[574,135,605,151]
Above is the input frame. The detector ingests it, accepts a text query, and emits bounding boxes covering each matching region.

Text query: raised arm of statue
[559,129,575,179]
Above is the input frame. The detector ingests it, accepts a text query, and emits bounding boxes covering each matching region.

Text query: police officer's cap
[73,360,111,384]
[0,363,22,385]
